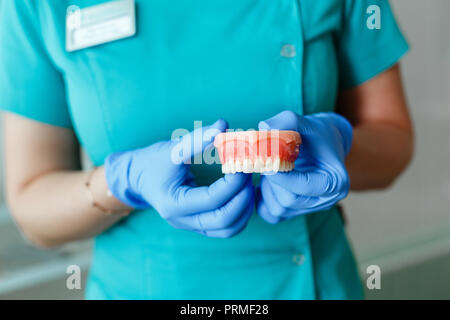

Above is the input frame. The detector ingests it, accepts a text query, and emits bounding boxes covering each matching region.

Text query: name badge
[66,0,136,52]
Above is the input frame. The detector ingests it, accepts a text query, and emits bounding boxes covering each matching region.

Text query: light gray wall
[345,0,450,258]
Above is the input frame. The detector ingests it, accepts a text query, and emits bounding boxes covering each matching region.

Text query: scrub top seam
[294,0,305,116]
[81,51,116,158]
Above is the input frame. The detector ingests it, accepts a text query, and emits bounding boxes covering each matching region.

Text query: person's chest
[40,0,344,164]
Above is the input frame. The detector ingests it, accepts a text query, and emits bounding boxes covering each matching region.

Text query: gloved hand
[256,111,353,224]
[105,120,254,238]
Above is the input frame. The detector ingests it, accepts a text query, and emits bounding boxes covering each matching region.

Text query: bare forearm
[346,123,414,191]
[8,167,131,248]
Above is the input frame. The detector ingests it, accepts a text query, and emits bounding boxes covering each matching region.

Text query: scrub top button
[292,253,305,266]
[280,44,297,58]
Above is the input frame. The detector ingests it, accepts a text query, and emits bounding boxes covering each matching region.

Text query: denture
[213,130,301,174]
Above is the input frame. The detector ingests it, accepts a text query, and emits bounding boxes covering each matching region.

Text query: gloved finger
[281,195,339,216]
[286,201,335,217]
[257,195,316,222]
[260,177,287,218]
[202,197,254,238]
[266,168,337,197]
[198,180,254,230]
[169,179,254,230]
[263,179,338,217]
[259,112,352,153]
[259,111,334,140]
[171,119,228,165]
[269,182,301,208]
[171,173,251,216]
[295,113,352,158]
[261,180,319,220]
[314,113,353,155]
[256,186,284,224]
[258,110,300,131]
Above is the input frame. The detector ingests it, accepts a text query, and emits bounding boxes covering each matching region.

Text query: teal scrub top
[0,0,408,299]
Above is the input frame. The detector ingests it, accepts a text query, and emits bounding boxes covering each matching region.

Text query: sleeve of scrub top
[0,0,72,128]
[337,0,409,89]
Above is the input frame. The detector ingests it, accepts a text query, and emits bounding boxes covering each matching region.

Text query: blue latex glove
[256,111,353,224]
[105,120,254,238]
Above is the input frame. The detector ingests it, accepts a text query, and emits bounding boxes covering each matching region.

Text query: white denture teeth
[272,157,280,173]
[230,161,236,174]
[222,157,294,173]
[224,161,233,174]
[279,160,285,172]
[264,158,273,171]
[254,158,264,173]
[283,160,291,172]
[243,159,253,173]
[235,160,243,172]
[215,130,301,174]
[222,161,229,174]
[221,157,295,174]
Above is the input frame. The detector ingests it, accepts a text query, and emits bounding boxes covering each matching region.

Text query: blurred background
[0,0,449,299]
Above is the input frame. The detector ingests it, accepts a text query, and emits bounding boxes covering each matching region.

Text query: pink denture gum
[213,130,301,174]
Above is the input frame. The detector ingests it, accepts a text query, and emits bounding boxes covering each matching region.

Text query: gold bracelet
[85,168,130,215]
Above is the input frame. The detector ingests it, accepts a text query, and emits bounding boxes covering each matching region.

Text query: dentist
[0,0,413,299]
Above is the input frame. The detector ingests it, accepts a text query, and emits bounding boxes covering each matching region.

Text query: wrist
[87,166,133,215]
[104,152,149,209]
